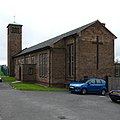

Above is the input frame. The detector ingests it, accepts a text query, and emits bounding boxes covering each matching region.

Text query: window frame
[115,67,120,77]
[39,53,48,77]
[67,44,74,78]
[31,56,35,64]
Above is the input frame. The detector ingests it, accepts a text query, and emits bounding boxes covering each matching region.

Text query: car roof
[84,78,105,80]
[84,78,97,80]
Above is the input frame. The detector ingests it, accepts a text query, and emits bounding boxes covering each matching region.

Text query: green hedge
[2,76,16,82]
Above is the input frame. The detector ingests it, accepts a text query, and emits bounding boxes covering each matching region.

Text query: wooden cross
[92,36,103,70]
[13,15,16,23]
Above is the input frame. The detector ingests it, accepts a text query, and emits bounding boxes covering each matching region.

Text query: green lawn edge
[11,83,67,91]
[1,75,67,91]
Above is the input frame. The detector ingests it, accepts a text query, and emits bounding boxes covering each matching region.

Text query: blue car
[109,89,120,103]
[69,78,107,95]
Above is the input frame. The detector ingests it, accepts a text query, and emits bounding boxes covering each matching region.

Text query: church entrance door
[19,67,21,81]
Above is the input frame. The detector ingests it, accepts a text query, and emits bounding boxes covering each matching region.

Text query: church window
[11,27,20,34]
[67,44,74,77]
[28,67,33,75]
[39,53,47,77]
[25,57,29,64]
[115,67,120,77]
[31,56,35,64]
[21,58,24,64]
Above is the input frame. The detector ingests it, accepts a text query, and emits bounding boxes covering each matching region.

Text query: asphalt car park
[0,82,120,120]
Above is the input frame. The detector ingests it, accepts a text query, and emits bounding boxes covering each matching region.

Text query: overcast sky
[0,0,120,65]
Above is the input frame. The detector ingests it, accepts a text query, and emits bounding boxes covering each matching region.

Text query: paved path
[0,82,12,90]
[0,82,120,120]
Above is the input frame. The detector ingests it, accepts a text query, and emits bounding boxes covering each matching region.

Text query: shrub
[2,76,16,82]
[0,71,4,76]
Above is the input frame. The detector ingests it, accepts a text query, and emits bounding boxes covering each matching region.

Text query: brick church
[7,20,117,87]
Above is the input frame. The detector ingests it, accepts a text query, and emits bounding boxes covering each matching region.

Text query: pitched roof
[15,20,116,57]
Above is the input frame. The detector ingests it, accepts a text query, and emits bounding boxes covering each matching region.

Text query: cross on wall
[13,15,16,23]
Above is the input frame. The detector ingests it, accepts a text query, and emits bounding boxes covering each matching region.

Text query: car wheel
[101,89,106,96]
[81,88,87,95]
[111,98,117,102]
[70,91,75,94]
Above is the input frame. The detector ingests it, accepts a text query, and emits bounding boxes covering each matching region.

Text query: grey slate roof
[15,20,116,57]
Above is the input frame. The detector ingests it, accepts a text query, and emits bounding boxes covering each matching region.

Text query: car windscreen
[79,78,89,83]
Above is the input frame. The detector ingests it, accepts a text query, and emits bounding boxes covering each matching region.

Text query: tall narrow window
[67,44,74,77]
[31,56,35,64]
[115,67,120,77]
[39,53,47,77]
[21,58,24,64]
[25,57,29,64]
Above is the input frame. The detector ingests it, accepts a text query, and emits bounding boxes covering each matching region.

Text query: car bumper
[69,86,81,93]
[109,93,120,101]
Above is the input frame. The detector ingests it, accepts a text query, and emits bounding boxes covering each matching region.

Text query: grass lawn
[0,71,4,76]
[1,74,67,91]
[2,76,16,82]
[11,83,67,91]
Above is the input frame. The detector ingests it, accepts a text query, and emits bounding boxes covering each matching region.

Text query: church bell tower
[7,23,23,76]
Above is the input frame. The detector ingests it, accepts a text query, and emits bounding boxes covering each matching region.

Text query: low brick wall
[22,64,36,82]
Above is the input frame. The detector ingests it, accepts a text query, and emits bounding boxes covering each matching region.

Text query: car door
[87,79,96,93]
[94,79,102,92]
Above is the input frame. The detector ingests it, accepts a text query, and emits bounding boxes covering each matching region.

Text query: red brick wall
[22,64,36,82]
[51,48,65,87]
[76,22,115,79]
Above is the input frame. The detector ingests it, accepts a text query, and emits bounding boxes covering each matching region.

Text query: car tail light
[109,90,113,93]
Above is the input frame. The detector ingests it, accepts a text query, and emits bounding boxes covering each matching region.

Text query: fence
[107,77,120,91]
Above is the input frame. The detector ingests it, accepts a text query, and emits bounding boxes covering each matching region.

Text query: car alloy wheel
[101,89,106,96]
[81,88,87,95]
